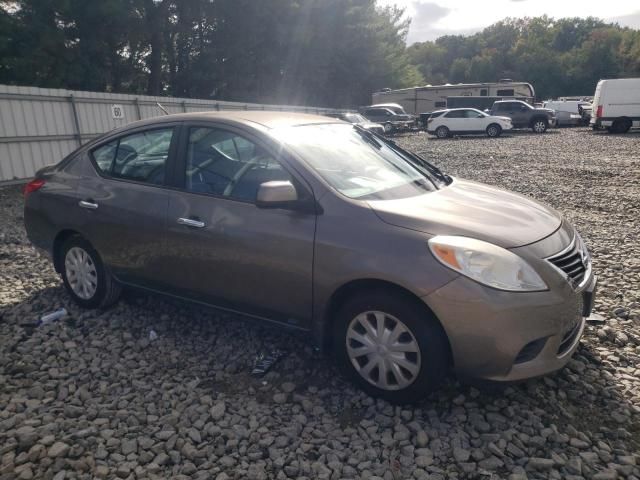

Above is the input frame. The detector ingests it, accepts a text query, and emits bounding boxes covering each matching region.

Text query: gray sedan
[24,111,596,402]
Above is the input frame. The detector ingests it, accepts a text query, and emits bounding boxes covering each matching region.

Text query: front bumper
[422,263,597,382]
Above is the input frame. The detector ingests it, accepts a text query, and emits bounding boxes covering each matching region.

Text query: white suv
[427,108,513,138]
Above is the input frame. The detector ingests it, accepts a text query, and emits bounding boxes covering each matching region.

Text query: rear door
[75,124,179,287]
[162,122,317,327]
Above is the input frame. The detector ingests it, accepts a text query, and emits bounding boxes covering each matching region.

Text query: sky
[377,0,640,44]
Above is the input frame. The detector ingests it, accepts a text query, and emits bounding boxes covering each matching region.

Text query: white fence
[0,84,339,184]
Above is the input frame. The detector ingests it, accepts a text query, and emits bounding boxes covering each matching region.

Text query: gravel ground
[1,127,639,480]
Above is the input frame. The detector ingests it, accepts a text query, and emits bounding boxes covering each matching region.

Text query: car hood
[367,178,562,248]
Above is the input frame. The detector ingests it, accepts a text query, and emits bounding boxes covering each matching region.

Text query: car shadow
[589,129,640,137]
[3,284,639,459]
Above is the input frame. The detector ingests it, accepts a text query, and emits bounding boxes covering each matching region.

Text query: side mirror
[256,181,298,208]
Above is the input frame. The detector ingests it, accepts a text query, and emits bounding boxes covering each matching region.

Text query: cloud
[407,1,455,43]
[607,10,640,29]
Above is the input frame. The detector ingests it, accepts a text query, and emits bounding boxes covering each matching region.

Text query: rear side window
[92,141,118,173]
[90,127,174,186]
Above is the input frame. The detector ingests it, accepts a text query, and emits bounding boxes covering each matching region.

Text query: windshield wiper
[382,138,452,186]
[353,124,383,150]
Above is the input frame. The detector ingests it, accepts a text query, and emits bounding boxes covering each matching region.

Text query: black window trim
[172,121,316,208]
[87,122,182,190]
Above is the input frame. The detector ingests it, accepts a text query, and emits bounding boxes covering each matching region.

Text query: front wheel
[333,290,449,403]
[531,119,548,133]
[383,123,393,134]
[486,124,502,138]
[60,236,121,309]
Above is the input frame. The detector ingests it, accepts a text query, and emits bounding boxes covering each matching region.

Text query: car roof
[107,111,340,134]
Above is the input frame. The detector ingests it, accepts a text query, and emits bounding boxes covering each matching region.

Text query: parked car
[324,112,385,135]
[24,111,596,402]
[542,100,591,127]
[426,108,513,138]
[590,78,640,133]
[370,103,410,115]
[360,106,415,133]
[489,100,556,133]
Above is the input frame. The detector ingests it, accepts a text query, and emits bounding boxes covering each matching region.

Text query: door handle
[177,217,205,228]
[79,200,99,210]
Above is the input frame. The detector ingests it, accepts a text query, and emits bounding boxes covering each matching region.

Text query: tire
[333,290,449,403]
[435,126,450,139]
[531,118,548,133]
[486,123,502,138]
[383,123,393,134]
[611,118,632,134]
[59,235,121,309]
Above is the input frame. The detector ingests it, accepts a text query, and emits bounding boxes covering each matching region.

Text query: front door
[162,124,316,327]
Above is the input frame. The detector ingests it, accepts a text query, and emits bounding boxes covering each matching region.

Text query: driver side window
[185,126,292,202]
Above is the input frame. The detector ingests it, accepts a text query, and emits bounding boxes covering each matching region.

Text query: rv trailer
[372,81,535,114]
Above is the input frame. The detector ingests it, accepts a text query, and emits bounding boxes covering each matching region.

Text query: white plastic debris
[586,313,606,325]
[148,329,158,341]
[39,308,67,326]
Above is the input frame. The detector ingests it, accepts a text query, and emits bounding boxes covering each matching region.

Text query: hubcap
[534,121,546,132]
[346,311,421,391]
[64,247,98,300]
[384,124,392,133]
[488,126,497,136]
[437,128,447,138]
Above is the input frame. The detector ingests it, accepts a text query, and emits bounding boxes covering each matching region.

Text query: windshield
[272,123,438,200]
[343,113,368,123]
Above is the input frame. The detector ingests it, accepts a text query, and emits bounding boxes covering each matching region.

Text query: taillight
[23,178,45,198]
[596,105,603,118]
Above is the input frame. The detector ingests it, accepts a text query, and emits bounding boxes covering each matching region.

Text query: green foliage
[0,0,422,106]
[408,16,640,99]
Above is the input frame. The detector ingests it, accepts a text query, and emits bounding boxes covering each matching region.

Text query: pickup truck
[489,100,556,133]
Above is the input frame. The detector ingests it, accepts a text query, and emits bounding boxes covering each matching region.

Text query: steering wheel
[223,154,272,197]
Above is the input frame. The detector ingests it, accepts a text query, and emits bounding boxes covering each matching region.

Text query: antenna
[156,102,169,116]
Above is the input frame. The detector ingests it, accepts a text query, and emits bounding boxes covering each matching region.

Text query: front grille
[547,238,587,286]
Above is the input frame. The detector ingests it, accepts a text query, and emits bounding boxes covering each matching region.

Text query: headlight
[428,236,548,292]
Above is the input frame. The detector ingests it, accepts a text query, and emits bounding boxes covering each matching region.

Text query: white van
[590,78,640,133]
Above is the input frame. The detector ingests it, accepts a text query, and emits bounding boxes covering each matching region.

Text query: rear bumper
[422,268,597,382]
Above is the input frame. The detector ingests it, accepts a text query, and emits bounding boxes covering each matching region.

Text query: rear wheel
[610,118,632,134]
[531,118,548,133]
[435,126,450,139]
[486,124,502,138]
[60,236,121,308]
[333,290,449,403]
